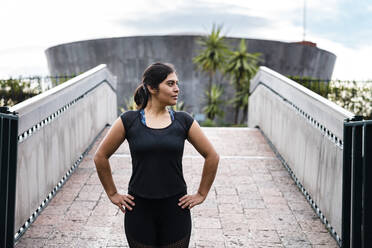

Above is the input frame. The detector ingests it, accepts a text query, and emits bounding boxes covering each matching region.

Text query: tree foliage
[0,78,41,107]
[224,39,261,124]
[202,84,225,121]
[193,24,229,90]
[193,24,229,121]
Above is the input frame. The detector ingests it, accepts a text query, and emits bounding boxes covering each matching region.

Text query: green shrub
[0,78,41,107]
[289,76,372,120]
[328,80,372,119]
[200,118,217,127]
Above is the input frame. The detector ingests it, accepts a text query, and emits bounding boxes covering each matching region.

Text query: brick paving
[14,127,338,248]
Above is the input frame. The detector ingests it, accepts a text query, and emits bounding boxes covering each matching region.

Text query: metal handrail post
[0,106,18,248]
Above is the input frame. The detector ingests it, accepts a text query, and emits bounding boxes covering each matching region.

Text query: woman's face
[153,72,179,106]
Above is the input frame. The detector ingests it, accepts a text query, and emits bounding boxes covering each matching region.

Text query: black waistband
[127,190,187,200]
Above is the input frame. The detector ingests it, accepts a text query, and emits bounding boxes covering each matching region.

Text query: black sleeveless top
[120,109,194,199]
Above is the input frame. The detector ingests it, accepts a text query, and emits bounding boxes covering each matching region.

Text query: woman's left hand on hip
[178,192,206,209]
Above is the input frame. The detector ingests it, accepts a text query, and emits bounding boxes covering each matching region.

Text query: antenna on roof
[303,0,306,41]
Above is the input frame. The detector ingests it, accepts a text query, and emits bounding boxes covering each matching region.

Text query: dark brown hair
[134,62,176,109]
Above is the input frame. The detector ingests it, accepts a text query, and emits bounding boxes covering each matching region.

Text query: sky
[1,0,371,80]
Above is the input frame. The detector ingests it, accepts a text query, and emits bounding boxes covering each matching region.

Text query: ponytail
[134,83,149,109]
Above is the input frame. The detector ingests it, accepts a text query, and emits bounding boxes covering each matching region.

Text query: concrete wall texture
[248,67,354,238]
[45,35,336,123]
[11,65,117,233]
[249,85,343,237]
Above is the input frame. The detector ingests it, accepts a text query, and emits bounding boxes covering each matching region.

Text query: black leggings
[124,191,192,247]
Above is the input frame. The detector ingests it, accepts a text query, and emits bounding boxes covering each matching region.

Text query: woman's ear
[147,85,158,95]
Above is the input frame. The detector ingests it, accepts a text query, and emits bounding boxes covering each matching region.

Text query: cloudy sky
[1,0,371,80]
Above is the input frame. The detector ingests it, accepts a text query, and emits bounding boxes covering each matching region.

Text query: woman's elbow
[94,151,107,166]
[207,152,220,164]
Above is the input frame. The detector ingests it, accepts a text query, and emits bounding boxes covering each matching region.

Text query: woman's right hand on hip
[109,193,135,213]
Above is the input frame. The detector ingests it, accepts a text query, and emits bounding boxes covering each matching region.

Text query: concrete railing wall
[248,67,354,238]
[9,64,117,234]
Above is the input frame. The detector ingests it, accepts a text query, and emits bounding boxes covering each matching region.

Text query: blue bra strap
[140,109,146,125]
[140,108,174,125]
[169,108,175,121]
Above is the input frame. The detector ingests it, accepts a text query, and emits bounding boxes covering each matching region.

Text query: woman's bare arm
[94,117,125,196]
[187,120,219,198]
[93,117,135,212]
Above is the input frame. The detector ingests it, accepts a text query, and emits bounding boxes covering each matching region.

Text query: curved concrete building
[45,35,336,123]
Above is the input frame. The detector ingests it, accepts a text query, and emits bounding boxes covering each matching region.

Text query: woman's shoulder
[120,110,140,130]
[174,110,194,131]
[120,109,140,117]
[174,110,193,117]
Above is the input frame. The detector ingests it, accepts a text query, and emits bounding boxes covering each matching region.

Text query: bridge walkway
[14,127,338,248]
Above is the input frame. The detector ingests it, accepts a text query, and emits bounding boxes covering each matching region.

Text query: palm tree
[203,84,225,121]
[193,24,229,107]
[237,76,252,124]
[225,39,261,124]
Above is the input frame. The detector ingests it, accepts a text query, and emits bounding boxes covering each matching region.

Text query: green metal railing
[0,106,18,248]
[342,117,372,248]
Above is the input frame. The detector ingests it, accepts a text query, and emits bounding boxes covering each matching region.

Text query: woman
[94,62,219,247]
